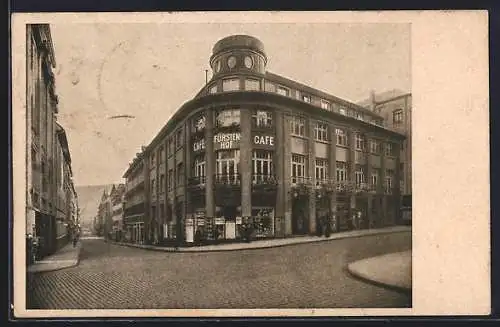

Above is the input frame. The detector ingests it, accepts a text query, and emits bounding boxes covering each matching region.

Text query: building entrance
[291,198,308,235]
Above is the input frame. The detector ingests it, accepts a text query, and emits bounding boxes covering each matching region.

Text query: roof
[212,35,266,57]
[357,89,411,109]
[265,71,384,118]
[55,122,72,168]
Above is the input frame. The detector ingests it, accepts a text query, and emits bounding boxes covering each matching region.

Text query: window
[355,165,366,187]
[222,78,240,92]
[265,81,276,93]
[209,84,218,94]
[176,129,183,149]
[167,169,173,191]
[216,109,240,127]
[370,140,380,154]
[150,153,155,167]
[277,85,290,96]
[151,179,156,194]
[291,154,307,184]
[168,138,174,156]
[339,106,347,115]
[315,159,328,185]
[336,161,347,182]
[216,150,240,184]
[385,142,395,156]
[385,169,394,193]
[252,150,273,184]
[252,109,272,127]
[393,109,403,124]
[355,133,366,151]
[159,146,165,163]
[320,100,330,110]
[194,155,206,181]
[371,169,379,190]
[302,94,311,103]
[336,128,348,146]
[159,174,165,193]
[314,122,329,142]
[177,163,184,186]
[290,116,306,137]
[356,112,364,121]
[245,79,260,91]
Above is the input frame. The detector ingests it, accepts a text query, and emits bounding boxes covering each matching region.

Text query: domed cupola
[209,35,267,77]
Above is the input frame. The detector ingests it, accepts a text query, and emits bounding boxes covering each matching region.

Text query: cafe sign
[193,138,205,152]
[214,132,241,150]
[253,134,275,148]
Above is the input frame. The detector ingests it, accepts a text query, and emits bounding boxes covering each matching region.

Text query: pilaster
[205,108,215,219]
[240,108,252,218]
[308,119,316,235]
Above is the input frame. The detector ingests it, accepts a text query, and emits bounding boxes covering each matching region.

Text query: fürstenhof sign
[214,132,241,150]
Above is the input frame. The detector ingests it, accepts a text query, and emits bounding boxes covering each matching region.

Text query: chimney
[369,90,376,111]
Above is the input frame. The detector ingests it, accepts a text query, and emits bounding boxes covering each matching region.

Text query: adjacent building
[110,184,126,241]
[123,34,407,246]
[26,24,79,258]
[122,151,147,244]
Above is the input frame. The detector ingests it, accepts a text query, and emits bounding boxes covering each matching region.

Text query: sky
[49,22,411,186]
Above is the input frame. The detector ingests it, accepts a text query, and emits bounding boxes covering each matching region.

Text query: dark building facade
[123,35,406,245]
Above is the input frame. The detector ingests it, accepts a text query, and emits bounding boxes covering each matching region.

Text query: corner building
[129,35,406,245]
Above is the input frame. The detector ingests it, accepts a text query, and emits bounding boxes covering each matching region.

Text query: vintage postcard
[11,11,490,318]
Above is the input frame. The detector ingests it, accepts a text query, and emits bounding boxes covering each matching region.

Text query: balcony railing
[188,176,207,188]
[214,173,241,186]
[252,174,278,186]
[291,176,312,186]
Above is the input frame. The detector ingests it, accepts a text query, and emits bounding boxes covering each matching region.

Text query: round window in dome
[244,56,253,69]
[227,56,237,69]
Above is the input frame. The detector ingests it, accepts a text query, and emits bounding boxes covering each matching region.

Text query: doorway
[291,198,308,235]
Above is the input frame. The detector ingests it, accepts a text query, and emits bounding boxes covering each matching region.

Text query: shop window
[216,109,240,128]
[291,154,307,184]
[252,109,273,128]
[252,207,274,237]
[315,159,328,185]
[252,150,273,184]
[314,122,328,142]
[222,78,240,92]
[290,116,306,137]
[245,78,260,91]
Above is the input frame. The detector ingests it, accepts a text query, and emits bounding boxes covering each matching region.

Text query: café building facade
[125,35,406,245]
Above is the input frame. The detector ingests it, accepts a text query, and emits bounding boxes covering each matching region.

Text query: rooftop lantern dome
[209,34,268,77]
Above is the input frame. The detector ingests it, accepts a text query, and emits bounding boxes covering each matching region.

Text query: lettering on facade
[193,139,205,152]
[214,133,241,150]
[253,135,274,147]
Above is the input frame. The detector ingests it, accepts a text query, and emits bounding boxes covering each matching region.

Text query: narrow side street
[27,232,411,309]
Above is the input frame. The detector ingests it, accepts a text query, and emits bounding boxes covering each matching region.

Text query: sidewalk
[27,241,82,273]
[109,225,410,253]
[346,250,411,293]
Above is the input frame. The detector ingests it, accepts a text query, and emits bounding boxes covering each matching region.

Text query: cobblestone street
[27,232,411,309]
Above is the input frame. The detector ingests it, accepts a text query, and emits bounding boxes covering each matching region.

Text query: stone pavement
[109,225,410,253]
[27,240,82,273]
[346,250,412,293]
